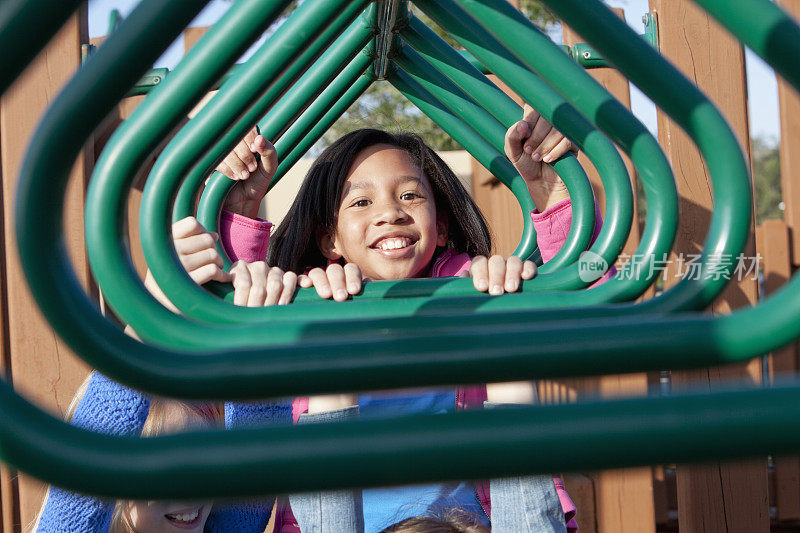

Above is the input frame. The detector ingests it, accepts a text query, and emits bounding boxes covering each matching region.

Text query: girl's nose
[375,202,409,225]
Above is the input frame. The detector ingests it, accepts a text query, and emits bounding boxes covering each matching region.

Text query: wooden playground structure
[1,0,800,531]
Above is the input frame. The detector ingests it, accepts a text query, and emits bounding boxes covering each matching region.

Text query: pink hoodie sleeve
[219,210,273,264]
[530,198,603,264]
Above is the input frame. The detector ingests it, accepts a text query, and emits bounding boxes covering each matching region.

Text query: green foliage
[751,136,783,224]
[321,81,462,150]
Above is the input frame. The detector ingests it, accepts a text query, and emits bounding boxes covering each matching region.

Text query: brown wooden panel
[776,0,800,266]
[0,10,93,530]
[563,474,596,533]
[648,1,769,531]
[759,220,800,521]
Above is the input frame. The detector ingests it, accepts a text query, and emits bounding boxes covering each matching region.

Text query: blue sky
[87,0,781,141]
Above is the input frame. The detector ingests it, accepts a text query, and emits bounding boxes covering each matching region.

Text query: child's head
[268,129,491,279]
[381,511,490,533]
[110,399,221,533]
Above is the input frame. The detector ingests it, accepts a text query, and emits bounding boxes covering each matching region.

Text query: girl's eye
[350,199,371,208]
[401,192,422,201]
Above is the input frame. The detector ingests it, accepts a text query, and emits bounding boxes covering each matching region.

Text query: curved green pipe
[0,0,84,95]
[393,43,595,268]
[16,0,800,395]
[5,375,800,499]
[416,0,678,303]
[450,0,751,313]
[196,50,374,269]
[172,0,373,223]
[12,0,800,500]
[139,20,373,329]
[194,25,374,263]
[401,15,633,277]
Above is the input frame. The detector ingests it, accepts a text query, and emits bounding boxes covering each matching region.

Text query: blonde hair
[109,398,222,532]
[32,374,221,533]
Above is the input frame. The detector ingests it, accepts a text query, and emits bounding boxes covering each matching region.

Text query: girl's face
[123,404,214,532]
[321,144,448,281]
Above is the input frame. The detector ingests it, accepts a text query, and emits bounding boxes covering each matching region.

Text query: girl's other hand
[229,261,298,307]
[298,263,363,302]
[505,103,572,211]
[215,127,278,219]
[467,255,537,295]
[145,216,231,313]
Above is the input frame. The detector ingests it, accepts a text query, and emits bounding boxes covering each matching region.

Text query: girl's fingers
[230,261,252,307]
[504,121,530,163]
[543,136,574,163]
[487,254,506,295]
[253,136,279,176]
[504,256,523,293]
[215,160,236,181]
[279,271,298,305]
[522,260,538,280]
[307,267,332,299]
[245,262,267,307]
[524,116,553,162]
[243,127,258,147]
[190,263,230,286]
[223,149,248,180]
[174,232,218,255]
[343,263,362,295]
[180,248,223,273]
[298,274,313,288]
[172,216,207,239]
[233,140,257,175]
[534,127,567,163]
[469,255,489,292]
[264,266,285,307]
[325,264,348,301]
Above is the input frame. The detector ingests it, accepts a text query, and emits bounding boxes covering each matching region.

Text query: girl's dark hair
[267,128,491,272]
[380,510,490,533]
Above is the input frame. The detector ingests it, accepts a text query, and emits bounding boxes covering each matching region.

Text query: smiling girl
[211,105,589,532]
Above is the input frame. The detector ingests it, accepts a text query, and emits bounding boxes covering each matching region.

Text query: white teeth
[377,238,410,251]
[167,510,199,522]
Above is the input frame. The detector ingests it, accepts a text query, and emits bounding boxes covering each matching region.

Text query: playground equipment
[2,0,800,529]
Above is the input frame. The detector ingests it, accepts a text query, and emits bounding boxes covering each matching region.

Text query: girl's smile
[321,144,447,281]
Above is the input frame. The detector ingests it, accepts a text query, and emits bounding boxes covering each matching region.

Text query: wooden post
[760,220,800,521]
[649,1,769,531]
[776,0,800,266]
[0,8,94,530]
[559,11,656,533]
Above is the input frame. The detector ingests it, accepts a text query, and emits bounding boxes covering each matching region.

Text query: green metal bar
[416,0,657,298]
[12,0,800,500]
[5,377,800,499]
[85,0,358,344]
[393,43,595,268]
[13,0,800,407]
[108,9,123,35]
[389,70,538,256]
[173,2,373,222]
[693,0,800,92]
[402,16,633,276]
[193,17,373,255]
[0,0,84,95]
[196,48,374,268]
[143,14,373,326]
[271,74,374,184]
[529,0,753,313]
[127,67,169,97]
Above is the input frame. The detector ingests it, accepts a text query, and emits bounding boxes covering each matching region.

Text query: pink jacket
[220,198,594,532]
